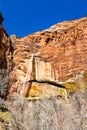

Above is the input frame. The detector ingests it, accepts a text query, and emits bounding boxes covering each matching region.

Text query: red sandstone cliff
[0,17,87,130]
[0,17,87,98]
[7,17,87,98]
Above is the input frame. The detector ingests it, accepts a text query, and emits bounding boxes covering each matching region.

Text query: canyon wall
[0,24,11,98]
[8,17,87,98]
[0,17,87,130]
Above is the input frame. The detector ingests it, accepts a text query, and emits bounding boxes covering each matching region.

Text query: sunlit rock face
[8,17,87,98]
[0,17,87,130]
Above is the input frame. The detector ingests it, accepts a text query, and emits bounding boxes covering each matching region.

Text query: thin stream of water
[20,54,35,95]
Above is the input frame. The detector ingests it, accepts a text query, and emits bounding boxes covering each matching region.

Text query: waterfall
[25,54,35,81]
[20,54,35,95]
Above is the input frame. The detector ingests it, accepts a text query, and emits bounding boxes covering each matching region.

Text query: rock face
[0,25,9,68]
[0,17,87,130]
[8,17,87,98]
[0,24,11,98]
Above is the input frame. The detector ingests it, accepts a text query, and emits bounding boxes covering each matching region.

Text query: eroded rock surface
[0,17,87,130]
[8,17,87,98]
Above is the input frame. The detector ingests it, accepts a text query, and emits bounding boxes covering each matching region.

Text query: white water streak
[20,54,35,94]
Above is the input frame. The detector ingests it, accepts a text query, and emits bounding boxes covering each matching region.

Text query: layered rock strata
[0,17,87,130]
[8,17,87,98]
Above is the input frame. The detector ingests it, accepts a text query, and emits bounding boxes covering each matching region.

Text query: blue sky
[0,0,87,37]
